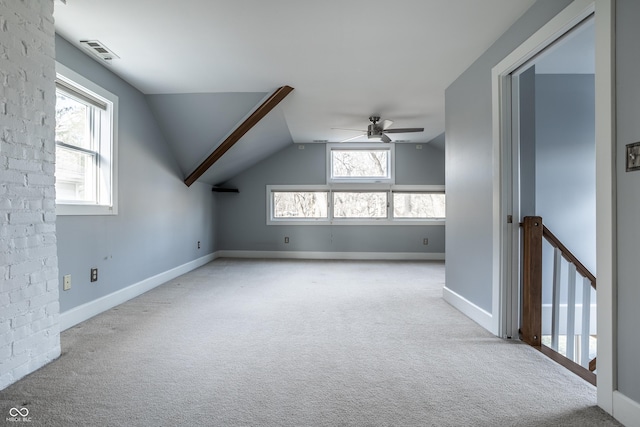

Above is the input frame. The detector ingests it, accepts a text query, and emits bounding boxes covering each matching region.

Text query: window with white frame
[273,191,328,219]
[328,144,393,183]
[267,186,445,225]
[393,192,446,219]
[55,63,118,215]
[333,191,388,219]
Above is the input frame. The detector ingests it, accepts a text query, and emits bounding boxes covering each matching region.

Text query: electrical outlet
[626,142,640,172]
[423,238,429,245]
[63,274,71,291]
[197,241,201,249]
[90,268,98,282]
[284,236,290,244]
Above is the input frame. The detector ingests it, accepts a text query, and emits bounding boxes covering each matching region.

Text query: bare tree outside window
[333,192,387,218]
[56,93,91,149]
[331,150,389,179]
[393,193,445,219]
[273,192,328,218]
[55,92,97,203]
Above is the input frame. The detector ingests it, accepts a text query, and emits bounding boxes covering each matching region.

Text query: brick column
[0,0,60,389]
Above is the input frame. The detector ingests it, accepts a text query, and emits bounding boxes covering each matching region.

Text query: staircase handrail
[541,225,596,290]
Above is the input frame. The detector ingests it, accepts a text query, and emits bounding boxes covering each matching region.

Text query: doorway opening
[507,16,597,382]
[492,0,615,413]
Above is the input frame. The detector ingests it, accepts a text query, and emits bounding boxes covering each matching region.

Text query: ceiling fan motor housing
[367,123,383,139]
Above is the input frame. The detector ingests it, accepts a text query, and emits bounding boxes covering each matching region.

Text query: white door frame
[490,0,616,417]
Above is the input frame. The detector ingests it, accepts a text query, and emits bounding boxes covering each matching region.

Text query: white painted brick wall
[0,0,60,390]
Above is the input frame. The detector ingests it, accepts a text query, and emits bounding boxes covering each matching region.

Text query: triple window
[269,187,445,224]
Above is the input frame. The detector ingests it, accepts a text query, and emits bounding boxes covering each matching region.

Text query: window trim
[326,143,395,184]
[55,62,118,216]
[267,185,444,226]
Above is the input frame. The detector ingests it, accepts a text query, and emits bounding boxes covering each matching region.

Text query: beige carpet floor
[0,259,620,426]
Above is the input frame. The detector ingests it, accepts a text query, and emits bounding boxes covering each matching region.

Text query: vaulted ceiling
[54,0,538,185]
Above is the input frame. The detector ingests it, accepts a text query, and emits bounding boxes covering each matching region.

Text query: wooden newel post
[522,216,543,347]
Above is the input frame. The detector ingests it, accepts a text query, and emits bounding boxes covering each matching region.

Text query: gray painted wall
[519,67,537,219]
[534,74,595,307]
[535,74,596,272]
[444,0,573,312]
[55,36,217,313]
[517,71,596,307]
[616,0,640,403]
[146,92,267,176]
[217,142,445,254]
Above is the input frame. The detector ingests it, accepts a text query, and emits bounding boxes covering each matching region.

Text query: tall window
[55,63,118,215]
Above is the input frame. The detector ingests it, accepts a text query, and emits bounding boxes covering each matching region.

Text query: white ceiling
[54,1,543,185]
[54,0,538,145]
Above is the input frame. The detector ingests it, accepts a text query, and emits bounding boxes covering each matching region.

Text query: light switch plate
[626,142,640,172]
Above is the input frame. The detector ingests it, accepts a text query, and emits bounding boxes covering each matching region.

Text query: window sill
[267,219,445,226]
[56,204,117,216]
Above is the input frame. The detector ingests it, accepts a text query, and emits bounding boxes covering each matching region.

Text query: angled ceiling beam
[184,85,294,187]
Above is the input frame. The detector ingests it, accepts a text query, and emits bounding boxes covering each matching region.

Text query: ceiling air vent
[79,40,119,62]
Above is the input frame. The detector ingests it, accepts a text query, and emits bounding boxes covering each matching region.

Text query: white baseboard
[216,250,445,261]
[442,286,494,333]
[613,391,640,427]
[60,252,217,331]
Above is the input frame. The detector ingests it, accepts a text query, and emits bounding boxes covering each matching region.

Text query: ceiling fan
[334,116,424,143]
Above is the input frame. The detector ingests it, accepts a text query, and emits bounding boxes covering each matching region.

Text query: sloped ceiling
[197,107,292,186]
[54,0,538,185]
[146,92,273,183]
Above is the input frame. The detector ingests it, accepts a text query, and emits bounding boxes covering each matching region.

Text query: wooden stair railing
[521,216,597,385]
[541,225,596,290]
[521,217,543,348]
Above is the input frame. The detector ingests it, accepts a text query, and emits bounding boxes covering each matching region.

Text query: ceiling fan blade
[331,127,366,132]
[383,127,424,134]
[341,134,366,142]
[381,133,392,143]
[381,119,394,130]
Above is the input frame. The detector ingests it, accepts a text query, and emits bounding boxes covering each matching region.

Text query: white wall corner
[443,286,496,334]
[612,391,640,427]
